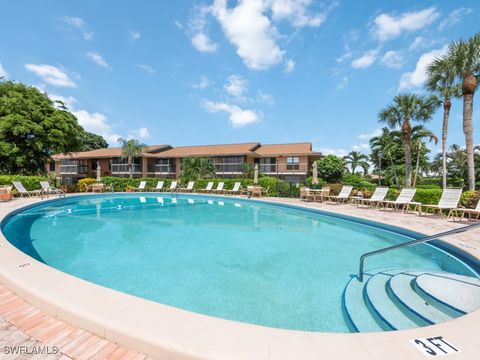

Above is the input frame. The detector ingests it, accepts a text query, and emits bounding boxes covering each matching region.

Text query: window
[286,156,300,170]
[49,161,55,172]
[258,157,276,172]
[155,158,175,173]
[214,156,245,173]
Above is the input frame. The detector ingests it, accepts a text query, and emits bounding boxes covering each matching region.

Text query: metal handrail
[358,222,480,282]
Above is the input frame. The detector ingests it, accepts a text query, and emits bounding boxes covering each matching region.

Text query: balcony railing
[153,164,176,174]
[259,164,277,173]
[214,163,245,174]
[59,165,87,175]
[111,164,142,174]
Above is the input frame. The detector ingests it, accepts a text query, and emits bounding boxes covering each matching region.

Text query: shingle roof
[255,143,317,156]
[154,143,260,158]
[52,145,171,159]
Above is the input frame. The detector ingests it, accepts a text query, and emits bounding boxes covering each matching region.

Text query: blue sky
[0,0,479,156]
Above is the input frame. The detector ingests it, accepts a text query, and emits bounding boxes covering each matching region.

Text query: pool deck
[0,194,479,360]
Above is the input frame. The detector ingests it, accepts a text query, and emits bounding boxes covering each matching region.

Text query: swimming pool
[1,194,477,333]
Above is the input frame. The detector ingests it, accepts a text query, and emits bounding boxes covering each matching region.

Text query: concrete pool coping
[0,194,479,360]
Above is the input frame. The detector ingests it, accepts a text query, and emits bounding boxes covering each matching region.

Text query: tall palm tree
[410,125,438,187]
[118,138,144,178]
[343,151,369,174]
[447,32,480,190]
[425,55,462,188]
[379,94,440,187]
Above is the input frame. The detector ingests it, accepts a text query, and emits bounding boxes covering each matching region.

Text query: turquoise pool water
[1,194,477,332]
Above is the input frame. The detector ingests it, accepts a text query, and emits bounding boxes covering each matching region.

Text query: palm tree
[343,151,369,174]
[379,94,440,187]
[118,138,144,178]
[425,55,462,188]
[370,127,401,187]
[447,32,480,190]
[410,125,438,187]
[181,157,215,180]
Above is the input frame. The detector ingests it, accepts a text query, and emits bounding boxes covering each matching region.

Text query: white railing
[111,164,142,174]
[59,165,87,174]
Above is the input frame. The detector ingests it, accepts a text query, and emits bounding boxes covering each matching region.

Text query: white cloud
[317,147,349,157]
[49,94,77,109]
[86,52,110,68]
[174,21,183,29]
[336,51,352,63]
[266,0,330,28]
[224,75,248,100]
[191,32,218,53]
[352,143,370,151]
[351,49,378,69]
[438,8,472,31]
[409,36,425,50]
[399,44,448,90]
[62,16,93,40]
[130,127,150,139]
[211,0,284,70]
[371,7,439,42]
[25,64,76,88]
[192,75,212,89]
[257,90,274,105]
[129,30,141,41]
[0,63,8,79]
[337,76,348,90]
[284,59,295,73]
[380,50,404,69]
[73,109,120,144]
[137,64,156,74]
[203,99,262,128]
[358,128,382,140]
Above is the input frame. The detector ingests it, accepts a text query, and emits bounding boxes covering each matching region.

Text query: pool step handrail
[358,222,480,282]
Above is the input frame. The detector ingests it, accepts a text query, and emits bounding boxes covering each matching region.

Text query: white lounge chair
[224,182,242,195]
[455,199,480,221]
[212,182,224,194]
[40,181,65,197]
[12,181,43,197]
[421,188,462,218]
[134,181,147,192]
[326,185,353,204]
[199,181,214,193]
[179,181,195,193]
[357,186,389,208]
[380,188,420,213]
[152,181,164,192]
[168,181,178,191]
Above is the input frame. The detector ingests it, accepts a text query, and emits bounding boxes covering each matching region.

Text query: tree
[410,125,438,187]
[447,32,480,190]
[370,128,402,187]
[0,80,83,174]
[379,93,439,187]
[118,138,144,178]
[78,131,108,151]
[425,55,462,188]
[343,151,369,174]
[181,157,216,181]
[316,155,345,183]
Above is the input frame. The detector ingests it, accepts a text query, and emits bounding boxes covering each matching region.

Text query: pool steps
[343,269,480,332]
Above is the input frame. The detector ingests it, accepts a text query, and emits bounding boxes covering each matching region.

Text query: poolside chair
[421,188,462,218]
[380,188,420,213]
[212,182,224,194]
[247,185,262,198]
[199,181,214,193]
[168,181,178,192]
[315,187,331,203]
[455,199,480,221]
[152,181,164,192]
[179,181,195,193]
[357,187,389,208]
[40,181,65,197]
[300,187,314,202]
[12,181,43,197]
[326,185,353,204]
[134,181,147,192]
[224,182,242,195]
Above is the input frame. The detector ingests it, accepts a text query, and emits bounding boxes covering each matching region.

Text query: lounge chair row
[131,180,250,195]
[12,181,65,198]
[301,185,480,221]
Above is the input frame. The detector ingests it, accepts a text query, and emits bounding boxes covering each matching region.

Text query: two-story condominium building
[49,142,321,184]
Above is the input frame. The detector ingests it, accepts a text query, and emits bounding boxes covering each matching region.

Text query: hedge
[0,175,48,191]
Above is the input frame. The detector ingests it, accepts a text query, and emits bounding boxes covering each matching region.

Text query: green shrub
[416,184,442,189]
[413,189,443,205]
[417,177,441,186]
[460,190,480,208]
[316,155,345,183]
[305,176,326,188]
[386,188,400,201]
[0,175,47,190]
[77,178,97,192]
